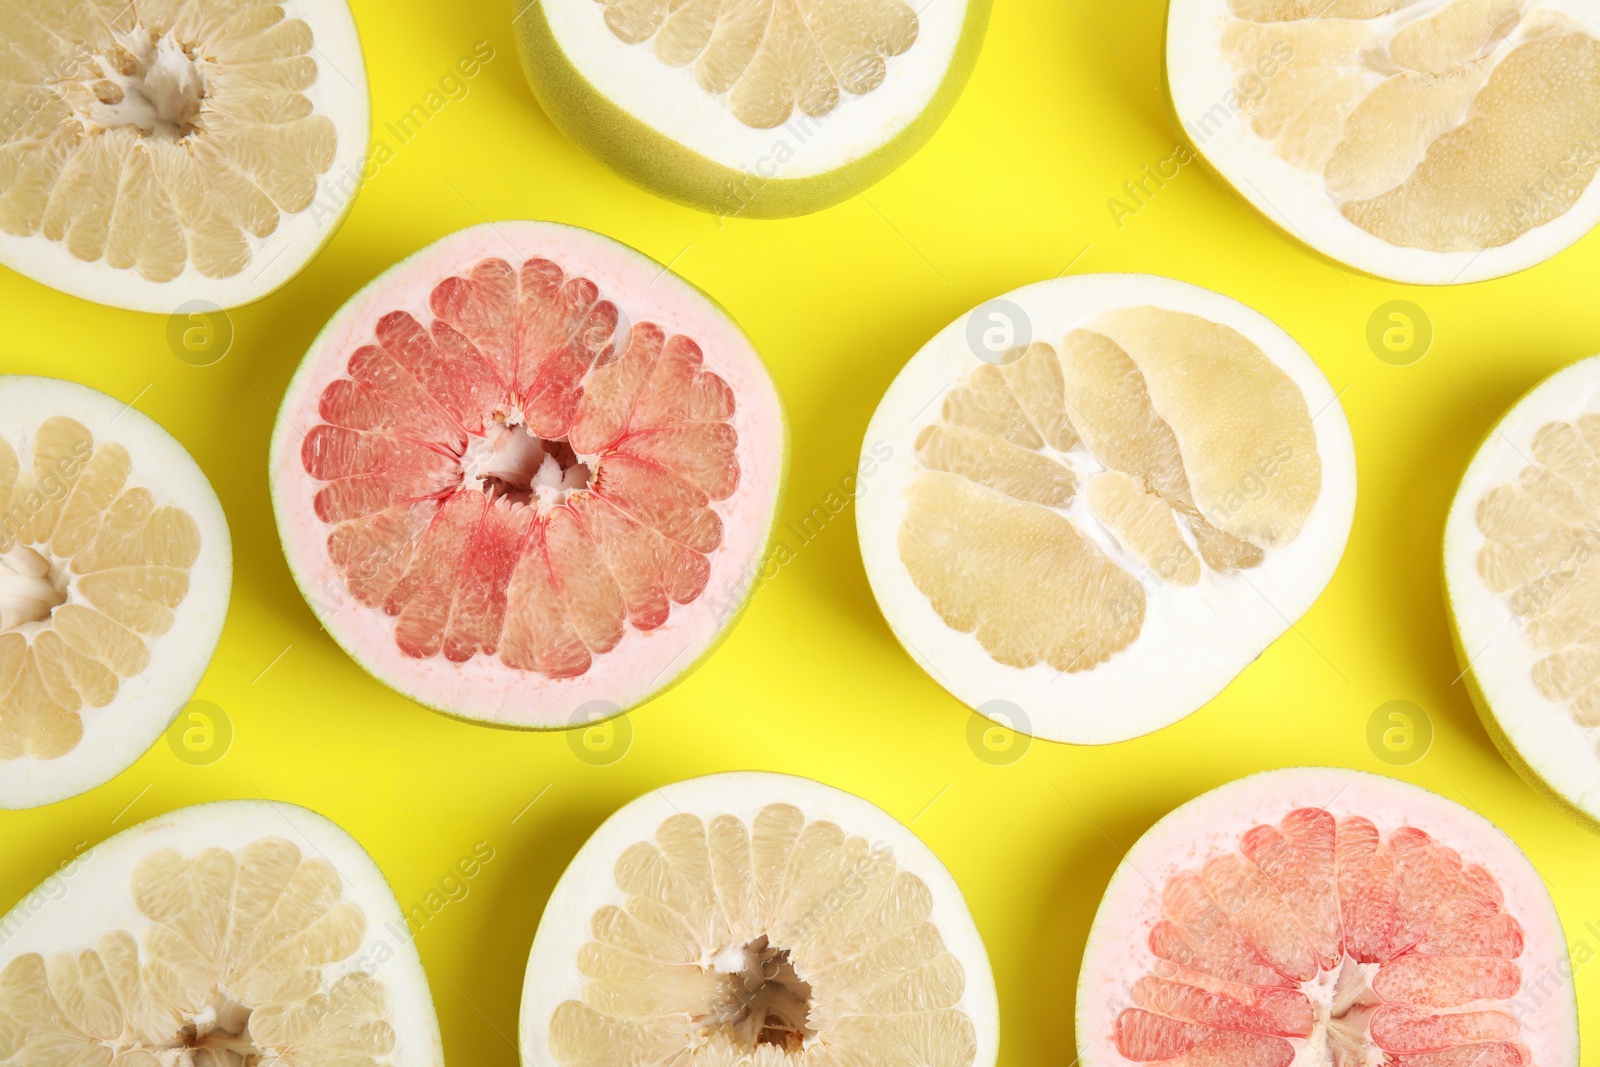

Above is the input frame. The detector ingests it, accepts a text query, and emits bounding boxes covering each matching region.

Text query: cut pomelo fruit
[0,376,230,810]
[513,0,991,217]
[857,274,1355,744]
[1166,0,1600,283]
[519,771,998,1067]
[0,0,369,311]
[0,799,443,1066]
[1077,767,1578,1067]
[1445,352,1600,831]
[270,221,785,727]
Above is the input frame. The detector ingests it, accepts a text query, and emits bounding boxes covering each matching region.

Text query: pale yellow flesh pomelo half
[519,772,998,1067]
[1166,0,1600,284]
[1445,352,1600,832]
[0,800,444,1067]
[857,274,1356,744]
[0,376,230,810]
[513,0,991,218]
[0,0,369,311]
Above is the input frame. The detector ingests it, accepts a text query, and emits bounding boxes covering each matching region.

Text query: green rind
[513,0,992,219]
[268,222,789,732]
[1441,367,1600,834]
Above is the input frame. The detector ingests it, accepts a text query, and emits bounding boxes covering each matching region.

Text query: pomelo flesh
[519,771,999,1067]
[0,0,369,311]
[0,800,443,1066]
[1077,768,1577,1067]
[1446,352,1600,831]
[0,376,230,810]
[1166,0,1600,283]
[857,274,1355,743]
[270,222,786,727]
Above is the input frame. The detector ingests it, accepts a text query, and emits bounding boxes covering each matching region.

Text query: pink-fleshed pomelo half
[269,222,786,727]
[1076,767,1577,1067]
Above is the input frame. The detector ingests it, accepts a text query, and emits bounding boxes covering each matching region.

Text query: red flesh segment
[1115,810,1529,1066]
[305,256,741,678]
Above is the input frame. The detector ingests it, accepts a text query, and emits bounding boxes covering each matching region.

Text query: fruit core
[1113,807,1529,1067]
[1,0,338,281]
[705,935,816,1051]
[900,307,1318,673]
[301,254,740,680]
[1473,409,1600,736]
[0,418,199,762]
[549,805,976,1065]
[74,31,207,141]
[593,0,921,128]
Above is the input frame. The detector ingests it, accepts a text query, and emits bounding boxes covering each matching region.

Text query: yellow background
[3,0,1600,1063]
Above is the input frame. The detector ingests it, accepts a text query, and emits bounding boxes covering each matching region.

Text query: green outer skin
[512,0,993,219]
[268,222,789,733]
[1072,766,1582,1067]
[1442,363,1600,835]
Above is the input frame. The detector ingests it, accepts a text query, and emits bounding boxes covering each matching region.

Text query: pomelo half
[0,799,444,1066]
[0,376,231,810]
[1445,353,1600,832]
[1077,767,1578,1067]
[519,771,999,1066]
[513,0,991,218]
[857,274,1356,744]
[1166,0,1600,284]
[270,221,786,728]
[0,0,369,312]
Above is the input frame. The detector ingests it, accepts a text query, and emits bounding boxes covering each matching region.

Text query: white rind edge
[0,376,232,810]
[0,0,371,313]
[0,799,445,1067]
[856,273,1357,745]
[517,771,1000,1067]
[1165,0,1600,285]
[1074,767,1578,1067]
[537,0,969,178]
[269,220,786,728]
[1444,353,1600,822]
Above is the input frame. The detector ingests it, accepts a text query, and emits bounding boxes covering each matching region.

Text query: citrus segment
[1168,0,1600,282]
[1077,770,1577,1067]
[858,275,1355,742]
[0,0,368,309]
[520,773,999,1067]
[271,222,785,726]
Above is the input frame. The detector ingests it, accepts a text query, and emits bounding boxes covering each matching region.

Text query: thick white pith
[1165,0,1600,284]
[519,772,999,1067]
[536,0,970,178]
[1445,354,1600,824]
[0,0,369,312]
[0,800,444,1067]
[270,222,785,727]
[857,274,1356,745]
[1075,768,1578,1067]
[0,377,230,811]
